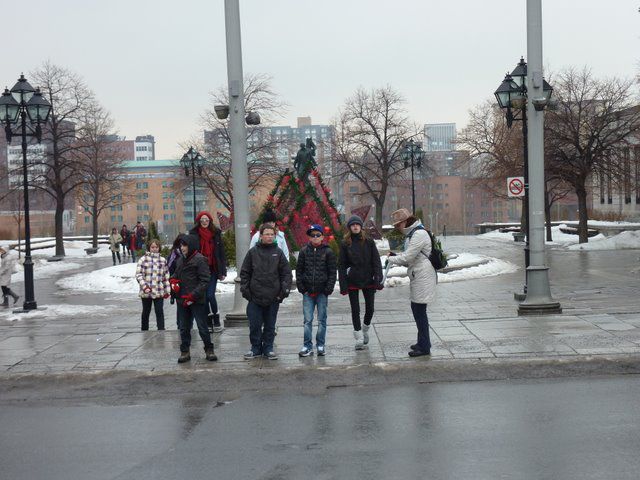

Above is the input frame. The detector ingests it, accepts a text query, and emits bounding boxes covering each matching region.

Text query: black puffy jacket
[240,242,292,306]
[296,243,337,295]
[338,235,383,292]
[188,226,227,278]
[171,234,210,304]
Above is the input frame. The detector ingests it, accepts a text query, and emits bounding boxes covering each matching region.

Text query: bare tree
[332,86,415,226]
[30,61,95,256]
[545,68,640,243]
[74,102,128,249]
[191,73,287,216]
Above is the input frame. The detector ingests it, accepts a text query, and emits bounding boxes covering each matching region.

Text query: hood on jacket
[180,234,200,257]
[402,220,423,236]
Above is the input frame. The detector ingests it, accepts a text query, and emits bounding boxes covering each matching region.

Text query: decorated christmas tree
[253,155,342,252]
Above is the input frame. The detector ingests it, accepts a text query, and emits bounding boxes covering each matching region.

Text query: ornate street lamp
[0,74,52,311]
[401,139,425,215]
[180,147,205,222]
[494,58,552,302]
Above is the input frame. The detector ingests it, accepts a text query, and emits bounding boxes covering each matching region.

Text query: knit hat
[195,211,214,223]
[263,209,277,223]
[391,208,411,226]
[306,224,324,236]
[347,215,363,228]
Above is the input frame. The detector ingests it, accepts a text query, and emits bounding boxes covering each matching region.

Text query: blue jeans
[206,275,218,315]
[177,302,213,352]
[247,301,278,354]
[410,302,431,352]
[303,293,327,349]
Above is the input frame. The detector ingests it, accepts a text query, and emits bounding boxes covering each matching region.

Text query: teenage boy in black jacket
[170,234,217,363]
[296,224,337,357]
[240,223,292,360]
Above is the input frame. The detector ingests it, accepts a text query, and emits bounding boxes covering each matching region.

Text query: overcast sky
[4,0,638,159]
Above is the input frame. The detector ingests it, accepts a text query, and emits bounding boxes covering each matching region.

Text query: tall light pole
[0,75,52,312]
[224,0,251,326]
[518,0,561,314]
[401,139,425,215]
[180,146,204,221]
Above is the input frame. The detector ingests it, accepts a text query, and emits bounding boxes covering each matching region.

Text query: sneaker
[212,325,224,333]
[264,351,278,360]
[317,346,326,356]
[353,330,365,350]
[299,347,313,357]
[408,349,431,357]
[363,324,370,345]
[244,350,260,360]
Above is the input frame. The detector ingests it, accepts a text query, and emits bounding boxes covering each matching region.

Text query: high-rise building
[425,123,456,152]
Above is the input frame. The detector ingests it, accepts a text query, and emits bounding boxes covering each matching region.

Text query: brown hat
[391,208,411,226]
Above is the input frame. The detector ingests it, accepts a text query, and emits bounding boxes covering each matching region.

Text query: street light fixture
[401,139,425,215]
[0,74,52,311]
[180,146,205,222]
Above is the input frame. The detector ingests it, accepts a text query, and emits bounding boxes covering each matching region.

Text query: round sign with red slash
[507,176,525,197]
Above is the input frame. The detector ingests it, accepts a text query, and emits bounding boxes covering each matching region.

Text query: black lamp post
[401,139,425,215]
[180,147,205,221]
[0,75,52,311]
[495,57,552,300]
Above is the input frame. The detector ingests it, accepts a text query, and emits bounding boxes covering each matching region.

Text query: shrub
[222,229,236,267]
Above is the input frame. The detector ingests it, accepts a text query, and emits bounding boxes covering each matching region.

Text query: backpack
[406,225,448,271]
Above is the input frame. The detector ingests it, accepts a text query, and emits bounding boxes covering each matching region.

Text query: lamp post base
[224,280,248,327]
[517,266,562,315]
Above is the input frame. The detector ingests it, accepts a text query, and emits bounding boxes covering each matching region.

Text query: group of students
[130,206,436,363]
[108,222,148,265]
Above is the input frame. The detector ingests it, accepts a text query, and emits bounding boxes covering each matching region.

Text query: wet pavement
[0,235,639,377]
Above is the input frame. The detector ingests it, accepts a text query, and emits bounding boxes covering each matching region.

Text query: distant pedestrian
[134,222,147,251]
[135,239,170,331]
[296,224,336,357]
[109,228,122,265]
[189,211,227,333]
[338,215,383,350]
[240,223,292,360]
[249,209,290,260]
[386,208,436,357]
[0,245,19,307]
[120,225,131,257]
[170,234,217,363]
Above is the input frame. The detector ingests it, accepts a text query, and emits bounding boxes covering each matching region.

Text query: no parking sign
[507,177,525,197]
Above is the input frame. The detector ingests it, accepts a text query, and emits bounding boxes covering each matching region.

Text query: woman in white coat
[0,245,20,306]
[386,208,436,357]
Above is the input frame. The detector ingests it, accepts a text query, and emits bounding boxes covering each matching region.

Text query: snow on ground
[568,230,640,251]
[479,225,606,246]
[0,238,113,258]
[0,304,112,322]
[11,258,83,284]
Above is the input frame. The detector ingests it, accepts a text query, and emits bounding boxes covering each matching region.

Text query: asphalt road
[2,375,640,480]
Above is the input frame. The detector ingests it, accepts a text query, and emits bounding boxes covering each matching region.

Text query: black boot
[212,312,223,333]
[206,313,214,333]
[205,347,217,361]
[177,350,191,363]
[1,296,8,307]
[9,290,19,304]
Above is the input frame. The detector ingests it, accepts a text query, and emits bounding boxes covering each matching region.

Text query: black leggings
[348,288,375,331]
[111,251,121,264]
[141,297,165,330]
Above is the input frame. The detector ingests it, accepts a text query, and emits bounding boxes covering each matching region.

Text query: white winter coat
[387,221,436,304]
[0,249,18,286]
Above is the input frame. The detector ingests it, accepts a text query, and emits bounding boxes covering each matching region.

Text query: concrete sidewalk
[0,235,639,382]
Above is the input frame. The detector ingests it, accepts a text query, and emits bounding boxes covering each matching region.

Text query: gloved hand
[181,293,196,306]
[143,285,152,294]
[169,278,181,293]
[376,283,384,291]
[340,291,347,296]
[163,293,170,299]
[388,251,397,257]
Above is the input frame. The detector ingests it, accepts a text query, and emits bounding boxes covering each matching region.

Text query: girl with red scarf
[189,212,227,332]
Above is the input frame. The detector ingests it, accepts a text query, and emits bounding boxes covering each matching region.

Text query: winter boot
[353,330,365,350]
[9,290,19,305]
[177,350,191,363]
[206,313,214,333]
[205,347,218,361]
[1,296,8,307]
[362,324,371,345]
[212,312,223,333]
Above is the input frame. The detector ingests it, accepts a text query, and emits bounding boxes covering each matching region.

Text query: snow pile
[0,304,112,322]
[568,230,640,251]
[478,225,606,246]
[10,258,83,284]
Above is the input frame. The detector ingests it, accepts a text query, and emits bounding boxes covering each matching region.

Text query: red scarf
[198,226,216,272]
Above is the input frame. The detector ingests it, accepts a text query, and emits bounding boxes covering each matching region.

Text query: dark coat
[171,234,210,304]
[338,235,383,292]
[296,243,337,295]
[240,242,292,306]
[189,226,227,278]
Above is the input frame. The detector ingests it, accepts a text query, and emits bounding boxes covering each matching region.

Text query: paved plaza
[0,235,639,381]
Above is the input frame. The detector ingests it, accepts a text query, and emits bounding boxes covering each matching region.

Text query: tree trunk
[374,198,384,227]
[55,197,66,257]
[576,184,589,244]
[91,205,99,249]
[544,181,553,242]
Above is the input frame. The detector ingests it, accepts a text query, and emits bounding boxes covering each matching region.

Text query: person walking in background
[338,215,383,350]
[109,228,122,266]
[249,208,289,261]
[134,222,147,252]
[120,224,131,258]
[296,224,336,357]
[130,226,138,262]
[386,208,436,358]
[0,245,19,307]
[189,211,227,333]
[135,239,170,331]
[171,234,217,363]
[240,223,292,360]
